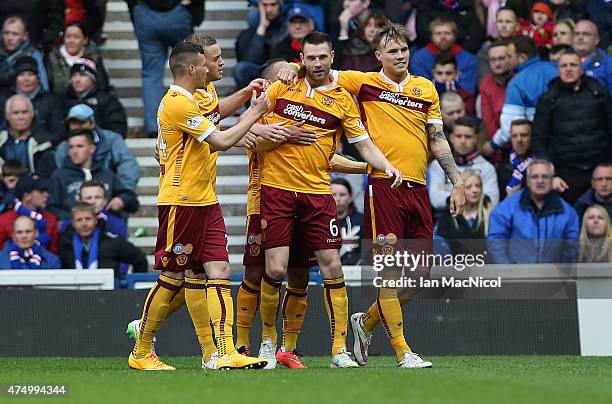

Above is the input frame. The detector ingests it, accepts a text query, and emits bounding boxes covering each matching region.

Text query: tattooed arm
[427,123,465,217]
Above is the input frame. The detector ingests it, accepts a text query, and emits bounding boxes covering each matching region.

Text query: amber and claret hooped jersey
[246,114,271,216]
[195,82,221,188]
[157,84,218,206]
[261,78,369,194]
[332,70,442,185]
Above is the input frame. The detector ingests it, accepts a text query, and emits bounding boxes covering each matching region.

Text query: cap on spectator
[532,2,553,21]
[15,174,48,200]
[14,56,39,77]
[66,104,95,121]
[70,58,98,82]
[287,6,312,22]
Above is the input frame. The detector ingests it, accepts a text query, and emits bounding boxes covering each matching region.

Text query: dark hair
[68,128,95,144]
[558,48,581,59]
[373,23,410,50]
[79,180,106,199]
[510,119,532,129]
[331,177,353,195]
[2,160,27,178]
[489,38,512,51]
[434,53,457,68]
[302,31,332,50]
[2,15,27,30]
[64,21,87,38]
[595,162,612,170]
[169,42,204,77]
[184,33,217,49]
[259,58,287,77]
[359,12,389,44]
[511,36,537,58]
[453,116,476,131]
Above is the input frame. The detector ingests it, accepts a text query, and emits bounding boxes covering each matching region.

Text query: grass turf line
[0,356,611,404]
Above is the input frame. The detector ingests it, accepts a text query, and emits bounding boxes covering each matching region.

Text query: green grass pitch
[1,356,611,404]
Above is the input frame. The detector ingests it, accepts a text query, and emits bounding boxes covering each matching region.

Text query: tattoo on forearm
[434,150,461,185]
[429,129,447,144]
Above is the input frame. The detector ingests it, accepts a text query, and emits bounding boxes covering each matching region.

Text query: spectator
[482,36,557,157]
[337,12,387,72]
[428,116,498,212]
[77,180,127,238]
[488,159,580,264]
[578,204,612,263]
[516,1,555,48]
[47,129,139,221]
[532,49,612,204]
[0,216,60,269]
[59,202,147,277]
[45,21,110,97]
[411,17,478,94]
[234,0,288,89]
[328,0,371,57]
[480,39,514,158]
[64,0,107,45]
[436,170,492,258]
[440,91,467,135]
[331,177,364,265]
[0,1,64,51]
[574,163,612,222]
[0,160,26,211]
[270,7,315,63]
[572,19,612,95]
[586,0,612,51]
[0,174,59,253]
[0,56,64,145]
[432,54,475,114]
[552,18,574,46]
[63,58,127,138]
[477,7,519,82]
[0,95,55,178]
[55,104,140,191]
[0,16,49,91]
[496,119,534,200]
[414,0,486,54]
[550,0,585,21]
[130,0,203,137]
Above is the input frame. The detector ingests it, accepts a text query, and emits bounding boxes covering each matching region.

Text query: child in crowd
[432,54,475,114]
[0,160,27,212]
[517,2,556,47]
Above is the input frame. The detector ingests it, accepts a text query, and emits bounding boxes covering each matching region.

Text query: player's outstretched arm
[331,154,367,174]
[352,138,402,187]
[206,91,269,152]
[219,78,268,118]
[427,122,465,217]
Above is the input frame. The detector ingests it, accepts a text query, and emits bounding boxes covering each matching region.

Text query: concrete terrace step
[137,154,247,167]
[137,194,247,207]
[126,137,244,155]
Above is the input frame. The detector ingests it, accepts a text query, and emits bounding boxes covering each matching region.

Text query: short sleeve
[342,95,369,144]
[427,83,443,124]
[170,97,216,142]
[333,70,365,96]
[265,80,283,113]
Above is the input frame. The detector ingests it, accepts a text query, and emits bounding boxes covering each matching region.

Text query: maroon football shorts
[364,177,433,257]
[243,213,317,267]
[154,204,228,273]
[260,185,342,252]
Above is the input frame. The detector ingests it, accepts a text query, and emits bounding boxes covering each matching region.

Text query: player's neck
[173,78,197,95]
[306,75,331,89]
[382,68,408,84]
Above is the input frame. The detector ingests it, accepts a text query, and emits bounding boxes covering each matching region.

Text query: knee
[265,265,286,282]
[245,265,264,286]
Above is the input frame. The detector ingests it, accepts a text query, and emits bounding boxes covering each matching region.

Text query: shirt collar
[170,84,195,101]
[379,69,411,92]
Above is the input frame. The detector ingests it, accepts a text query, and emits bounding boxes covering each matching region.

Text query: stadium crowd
[0,0,610,276]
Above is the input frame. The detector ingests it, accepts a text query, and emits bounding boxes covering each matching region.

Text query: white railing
[0,269,115,290]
